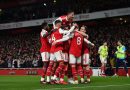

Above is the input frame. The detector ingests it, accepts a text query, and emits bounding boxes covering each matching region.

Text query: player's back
[69,32,83,57]
[40,30,51,53]
[50,28,63,53]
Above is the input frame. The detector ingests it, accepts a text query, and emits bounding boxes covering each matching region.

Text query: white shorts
[41,52,50,62]
[63,52,69,62]
[69,54,81,65]
[82,53,90,65]
[100,58,107,63]
[50,50,64,62]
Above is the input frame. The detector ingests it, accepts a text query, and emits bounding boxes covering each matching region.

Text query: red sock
[86,70,90,79]
[72,67,78,80]
[51,65,56,77]
[54,64,64,77]
[104,67,106,73]
[46,62,53,76]
[41,66,47,78]
[77,65,84,78]
[60,65,67,79]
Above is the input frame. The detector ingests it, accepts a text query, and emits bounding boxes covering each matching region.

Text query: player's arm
[53,17,62,29]
[59,25,75,35]
[119,46,126,54]
[75,30,88,38]
[52,34,74,46]
[43,29,57,38]
[84,38,94,46]
[98,47,103,55]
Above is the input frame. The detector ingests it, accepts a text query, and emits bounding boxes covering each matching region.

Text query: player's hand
[52,29,57,32]
[73,23,78,26]
[91,43,95,46]
[52,41,57,46]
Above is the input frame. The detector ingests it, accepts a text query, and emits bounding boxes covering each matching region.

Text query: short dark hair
[118,40,122,44]
[67,10,74,14]
[41,22,48,29]
[82,25,87,30]
[55,20,61,25]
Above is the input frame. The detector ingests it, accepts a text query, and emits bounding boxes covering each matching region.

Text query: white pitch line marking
[36,84,130,90]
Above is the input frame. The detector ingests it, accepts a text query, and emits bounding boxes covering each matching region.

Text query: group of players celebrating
[39,10,129,85]
[40,10,94,84]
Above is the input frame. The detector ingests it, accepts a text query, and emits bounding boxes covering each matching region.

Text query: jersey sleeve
[59,26,75,34]
[98,46,102,52]
[84,38,92,44]
[56,33,74,43]
[41,30,47,37]
[53,17,62,29]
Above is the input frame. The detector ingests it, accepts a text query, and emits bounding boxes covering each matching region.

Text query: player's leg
[67,63,73,83]
[100,58,106,76]
[104,58,107,75]
[52,50,64,84]
[113,58,120,77]
[60,52,69,84]
[121,59,129,77]
[40,52,49,84]
[83,54,91,83]
[51,61,57,80]
[46,53,55,84]
[77,56,84,83]
[69,54,78,84]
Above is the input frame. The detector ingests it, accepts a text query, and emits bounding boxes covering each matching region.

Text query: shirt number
[52,34,56,42]
[77,37,81,45]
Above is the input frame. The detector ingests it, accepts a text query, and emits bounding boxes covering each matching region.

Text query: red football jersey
[40,30,51,53]
[82,41,89,54]
[69,33,84,57]
[60,15,72,26]
[50,28,63,53]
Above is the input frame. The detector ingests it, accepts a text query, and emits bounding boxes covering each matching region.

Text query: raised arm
[59,26,75,35]
[53,17,62,29]
[84,38,94,46]
[75,30,88,38]
[52,34,74,46]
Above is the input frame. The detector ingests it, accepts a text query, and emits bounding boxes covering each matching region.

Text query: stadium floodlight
[120,18,123,20]
[54,0,56,3]
[44,3,47,6]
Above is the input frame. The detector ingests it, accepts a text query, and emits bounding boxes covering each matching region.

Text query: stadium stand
[0,0,130,23]
[0,23,130,68]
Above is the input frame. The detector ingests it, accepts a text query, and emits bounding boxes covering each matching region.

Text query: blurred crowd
[0,23,130,68]
[0,0,130,24]
[0,32,42,68]
[87,23,130,67]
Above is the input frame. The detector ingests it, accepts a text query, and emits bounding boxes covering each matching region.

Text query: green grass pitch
[0,76,130,90]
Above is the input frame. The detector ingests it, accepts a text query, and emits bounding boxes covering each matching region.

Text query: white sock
[75,80,78,84]
[53,75,57,80]
[47,76,50,82]
[60,78,64,81]
[87,79,90,82]
[68,78,73,81]
[51,76,54,80]
[81,78,84,82]
[41,77,44,81]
